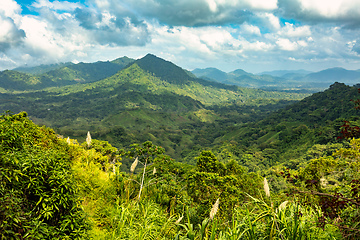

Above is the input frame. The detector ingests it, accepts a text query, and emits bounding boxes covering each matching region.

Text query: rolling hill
[5,53,359,168]
[0,57,135,91]
[192,67,360,92]
[0,54,308,162]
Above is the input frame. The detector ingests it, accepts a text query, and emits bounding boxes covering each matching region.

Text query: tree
[124,141,165,201]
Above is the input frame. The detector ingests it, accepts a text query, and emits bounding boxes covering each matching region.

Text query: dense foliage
[2,111,360,239]
[2,55,360,239]
[0,112,88,239]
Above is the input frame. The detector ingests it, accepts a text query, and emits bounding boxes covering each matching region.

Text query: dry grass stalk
[86,131,92,147]
[278,201,288,211]
[130,157,138,173]
[264,178,270,197]
[209,198,219,220]
[175,215,183,224]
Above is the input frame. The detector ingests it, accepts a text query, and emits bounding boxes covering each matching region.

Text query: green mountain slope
[42,56,135,84]
[0,57,135,91]
[208,82,360,170]
[0,70,41,91]
[0,54,307,161]
[14,62,74,74]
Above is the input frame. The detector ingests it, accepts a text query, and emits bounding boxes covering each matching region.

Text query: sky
[1,0,360,73]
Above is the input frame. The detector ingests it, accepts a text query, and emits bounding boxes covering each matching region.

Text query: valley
[1,54,360,239]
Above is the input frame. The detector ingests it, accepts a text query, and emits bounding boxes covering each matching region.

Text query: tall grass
[108,200,177,239]
[222,196,342,240]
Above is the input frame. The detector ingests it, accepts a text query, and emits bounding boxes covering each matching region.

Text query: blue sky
[1,0,360,73]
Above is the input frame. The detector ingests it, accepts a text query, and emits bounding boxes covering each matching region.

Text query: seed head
[86,131,92,148]
[175,215,183,224]
[130,157,138,173]
[209,198,219,220]
[264,178,270,197]
[278,201,288,211]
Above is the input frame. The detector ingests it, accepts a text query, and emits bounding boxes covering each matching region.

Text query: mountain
[0,57,135,91]
[0,70,42,91]
[191,68,228,83]
[3,53,360,171]
[259,69,312,78]
[191,67,296,90]
[0,54,307,161]
[135,54,193,85]
[192,67,360,92]
[41,56,135,84]
[212,82,360,170]
[229,69,254,77]
[14,62,74,74]
[301,67,360,84]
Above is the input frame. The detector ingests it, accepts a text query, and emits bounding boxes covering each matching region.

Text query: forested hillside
[2,109,359,239]
[0,54,308,166]
[192,66,360,92]
[2,54,360,238]
[0,57,134,91]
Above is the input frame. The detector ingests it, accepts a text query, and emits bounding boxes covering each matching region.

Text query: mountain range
[3,54,360,93]
[1,53,360,167]
[192,67,360,92]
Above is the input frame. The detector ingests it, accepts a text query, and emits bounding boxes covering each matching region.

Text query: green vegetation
[1,57,134,91]
[2,112,359,239]
[2,54,360,239]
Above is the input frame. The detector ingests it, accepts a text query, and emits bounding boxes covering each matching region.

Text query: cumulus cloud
[0,0,360,72]
[278,23,311,37]
[0,0,22,18]
[32,0,82,11]
[0,15,25,52]
[240,23,261,36]
[352,40,360,54]
[256,13,281,31]
[0,0,25,52]
[278,0,360,27]
[73,3,150,46]
[95,0,276,27]
[276,38,298,51]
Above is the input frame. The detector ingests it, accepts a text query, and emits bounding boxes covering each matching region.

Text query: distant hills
[4,54,360,93]
[259,69,312,77]
[1,57,135,91]
[0,54,307,161]
[14,62,75,75]
[192,67,360,92]
[2,53,360,167]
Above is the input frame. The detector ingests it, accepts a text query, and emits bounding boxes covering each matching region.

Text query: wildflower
[66,137,71,145]
[153,167,156,175]
[264,178,270,197]
[210,198,219,220]
[130,157,138,173]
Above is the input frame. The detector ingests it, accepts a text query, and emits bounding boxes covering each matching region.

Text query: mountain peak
[134,54,192,84]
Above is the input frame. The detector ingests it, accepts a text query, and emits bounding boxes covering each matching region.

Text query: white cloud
[240,23,261,36]
[279,0,360,27]
[279,23,311,37]
[0,0,359,73]
[256,13,281,31]
[299,0,359,19]
[32,0,82,11]
[276,38,298,51]
[248,0,278,11]
[0,0,21,18]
